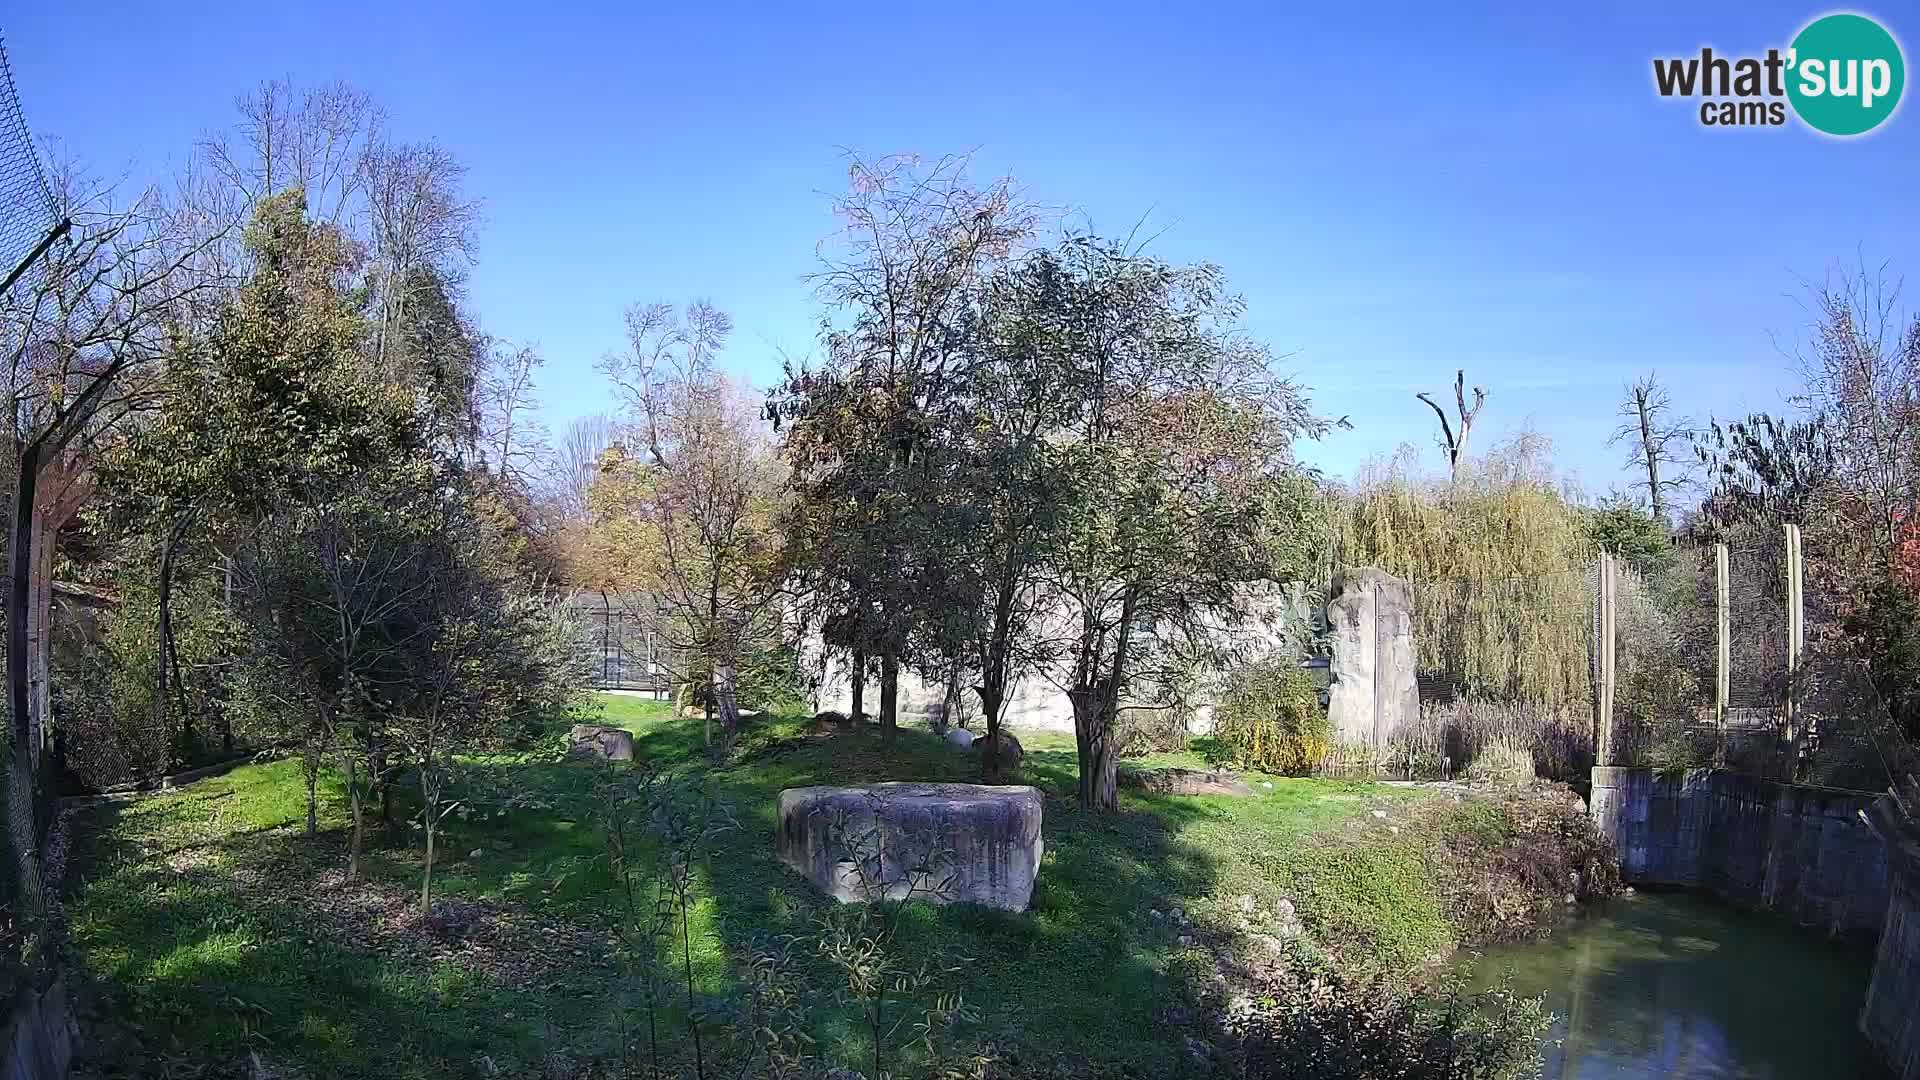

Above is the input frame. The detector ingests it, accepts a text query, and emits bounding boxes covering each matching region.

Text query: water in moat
[1461,890,1887,1078]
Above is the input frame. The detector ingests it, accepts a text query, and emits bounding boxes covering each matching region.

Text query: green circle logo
[1787,13,1905,136]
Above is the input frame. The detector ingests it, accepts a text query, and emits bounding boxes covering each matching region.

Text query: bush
[1395,698,1589,783]
[1114,705,1190,758]
[1213,660,1330,775]
[680,639,810,715]
[1223,954,1551,1080]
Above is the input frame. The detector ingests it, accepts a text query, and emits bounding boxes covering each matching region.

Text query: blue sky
[8,1,1917,496]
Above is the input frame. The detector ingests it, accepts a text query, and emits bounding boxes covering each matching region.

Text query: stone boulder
[776,783,1044,911]
[1118,766,1255,797]
[973,731,1024,771]
[1326,567,1419,749]
[567,724,635,761]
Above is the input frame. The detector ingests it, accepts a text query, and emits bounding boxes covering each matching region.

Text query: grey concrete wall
[1326,568,1418,750]
[2,976,72,1080]
[1862,846,1920,1080]
[1590,766,1888,935]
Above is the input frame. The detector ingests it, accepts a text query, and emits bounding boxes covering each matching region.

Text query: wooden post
[1716,542,1730,730]
[1597,553,1617,766]
[1785,523,1805,756]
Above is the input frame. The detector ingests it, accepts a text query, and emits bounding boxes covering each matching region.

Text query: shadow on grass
[67,800,585,1078]
[65,712,1235,1077]
[670,722,1229,1074]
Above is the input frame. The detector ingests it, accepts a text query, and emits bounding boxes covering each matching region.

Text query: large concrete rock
[1326,567,1419,749]
[776,783,1044,911]
[567,723,635,761]
[973,731,1024,772]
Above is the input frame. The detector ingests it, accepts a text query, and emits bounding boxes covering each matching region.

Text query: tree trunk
[4,744,48,966]
[1072,589,1136,813]
[879,652,899,733]
[712,660,741,748]
[155,529,178,756]
[850,648,866,724]
[1084,716,1119,811]
[977,684,1004,783]
[26,509,54,768]
[1638,403,1665,522]
[12,439,42,772]
[419,745,436,919]
[341,743,364,881]
[421,815,435,918]
[6,439,49,950]
[302,732,320,837]
[23,452,97,777]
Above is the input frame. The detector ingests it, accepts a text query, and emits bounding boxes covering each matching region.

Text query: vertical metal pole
[1716,542,1730,731]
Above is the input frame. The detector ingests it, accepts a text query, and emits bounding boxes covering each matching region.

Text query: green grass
[67,694,1484,1077]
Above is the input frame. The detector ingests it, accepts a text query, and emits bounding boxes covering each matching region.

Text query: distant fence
[566,591,673,697]
[1393,522,1916,789]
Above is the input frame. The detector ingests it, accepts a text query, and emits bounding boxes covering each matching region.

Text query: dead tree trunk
[1416,369,1487,483]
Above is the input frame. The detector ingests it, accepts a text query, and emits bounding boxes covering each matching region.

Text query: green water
[1462,891,1886,1079]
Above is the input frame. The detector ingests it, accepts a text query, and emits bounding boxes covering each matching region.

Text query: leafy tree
[1042,237,1331,810]
[597,307,787,749]
[772,154,1033,733]
[1584,499,1674,579]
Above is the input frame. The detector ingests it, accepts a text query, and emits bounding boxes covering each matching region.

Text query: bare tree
[599,303,786,749]
[363,139,479,376]
[1791,266,1920,555]
[2,164,222,963]
[200,80,381,230]
[549,412,619,518]
[476,340,549,487]
[1416,369,1486,482]
[1610,372,1692,523]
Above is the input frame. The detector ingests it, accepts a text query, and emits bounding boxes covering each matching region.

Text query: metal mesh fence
[1388,530,1917,790]
[566,591,674,696]
[0,33,59,302]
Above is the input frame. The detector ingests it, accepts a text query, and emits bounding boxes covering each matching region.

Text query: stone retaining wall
[1589,766,1888,935]
[2,976,72,1080]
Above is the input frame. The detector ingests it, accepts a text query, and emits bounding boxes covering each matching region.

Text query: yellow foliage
[1331,439,1596,707]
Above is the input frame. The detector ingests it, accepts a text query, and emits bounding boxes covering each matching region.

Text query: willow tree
[1044,237,1331,811]
[1332,436,1596,707]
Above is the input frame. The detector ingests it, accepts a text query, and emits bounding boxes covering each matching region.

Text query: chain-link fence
[0,33,61,305]
[0,30,59,985]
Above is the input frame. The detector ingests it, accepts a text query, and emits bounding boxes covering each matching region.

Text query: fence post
[1784,523,1805,759]
[1597,553,1617,766]
[1716,542,1730,731]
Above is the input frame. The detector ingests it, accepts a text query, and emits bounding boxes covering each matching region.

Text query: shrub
[1222,953,1551,1080]
[679,639,809,715]
[1463,743,1535,785]
[1213,660,1330,775]
[1114,705,1190,757]
[1396,698,1590,783]
[1427,787,1622,945]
